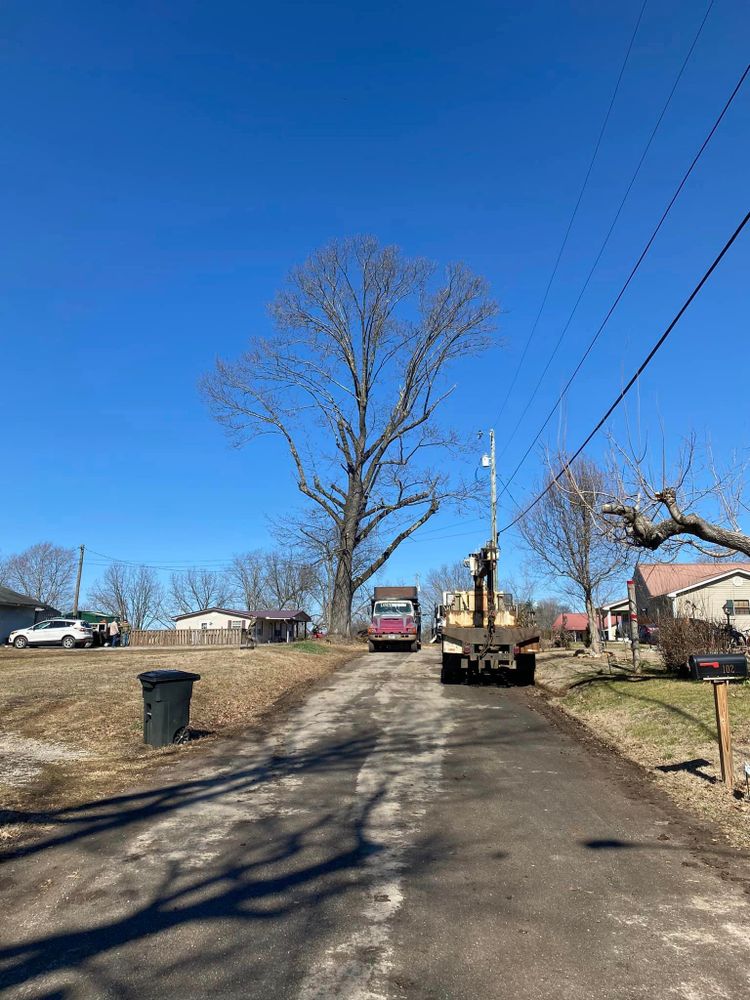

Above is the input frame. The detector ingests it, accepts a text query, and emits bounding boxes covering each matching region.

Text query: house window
[201,622,209,630]
[734,600,750,615]
[229,620,242,629]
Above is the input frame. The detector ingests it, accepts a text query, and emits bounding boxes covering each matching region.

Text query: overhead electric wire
[499,58,750,499]
[500,208,750,533]
[494,0,649,426]
[498,0,715,463]
[86,548,237,571]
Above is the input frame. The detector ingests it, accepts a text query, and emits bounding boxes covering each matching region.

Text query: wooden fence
[129,628,251,648]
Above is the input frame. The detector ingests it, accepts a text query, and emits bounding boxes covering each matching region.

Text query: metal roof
[636,562,750,598]
[172,607,310,622]
[552,613,589,631]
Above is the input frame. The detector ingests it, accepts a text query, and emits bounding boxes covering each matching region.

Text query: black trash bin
[137,670,201,747]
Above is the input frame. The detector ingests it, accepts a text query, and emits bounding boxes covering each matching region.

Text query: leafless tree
[203,235,497,635]
[601,433,750,561]
[263,551,316,610]
[0,541,76,609]
[534,597,568,633]
[168,568,235,615]
[518,453,628,654]
[87,563,165,629]
[227,551,268,610]
[422,559,473,614]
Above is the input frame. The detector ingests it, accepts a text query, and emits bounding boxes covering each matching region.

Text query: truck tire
[368,640,376,653]
[440,654,461,684]
[515,653,536,686]
[409,640,419,653]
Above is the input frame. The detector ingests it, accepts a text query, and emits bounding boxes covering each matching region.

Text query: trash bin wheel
[173,727,191,745]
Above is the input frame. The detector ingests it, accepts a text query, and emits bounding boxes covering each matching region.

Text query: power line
[500,207,750,533]
[498,0,715,463]
[86,549,237,571]
[494,0,649,426]
[500,58,750,498]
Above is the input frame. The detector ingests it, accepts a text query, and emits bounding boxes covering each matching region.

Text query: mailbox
[689,654,748,682]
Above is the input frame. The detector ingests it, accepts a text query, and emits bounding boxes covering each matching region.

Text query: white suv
[9,619,93,650]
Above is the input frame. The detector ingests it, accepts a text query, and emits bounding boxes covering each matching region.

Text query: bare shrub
[657,617,733,672]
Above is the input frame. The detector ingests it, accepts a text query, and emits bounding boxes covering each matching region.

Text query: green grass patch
[288,640,329,655]
[563,677,750,757]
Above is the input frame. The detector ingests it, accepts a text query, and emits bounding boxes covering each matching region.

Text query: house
[171,607,311,644]
[600,597,630,641]
[551,612,589,643]
[0,586,59,645]
[633,562,750,625]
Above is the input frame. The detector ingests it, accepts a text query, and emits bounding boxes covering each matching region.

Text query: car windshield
[374,601,413,616]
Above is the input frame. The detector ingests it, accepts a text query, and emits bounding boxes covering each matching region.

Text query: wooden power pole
[73,544,85,617]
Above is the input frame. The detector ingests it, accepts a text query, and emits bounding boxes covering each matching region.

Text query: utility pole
[489,428,497,551]
[73,544,85,617]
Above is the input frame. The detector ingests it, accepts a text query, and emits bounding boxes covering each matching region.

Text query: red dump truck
[367,586,421,653]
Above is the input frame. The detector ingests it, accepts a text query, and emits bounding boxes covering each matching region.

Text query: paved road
[1,648,749,999]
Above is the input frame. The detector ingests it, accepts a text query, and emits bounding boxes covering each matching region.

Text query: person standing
[108,619,120,648]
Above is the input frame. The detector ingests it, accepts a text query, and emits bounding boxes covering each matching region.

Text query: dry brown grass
[0,641,360,845]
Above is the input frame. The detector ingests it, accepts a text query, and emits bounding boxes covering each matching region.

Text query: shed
[0,586,59,645]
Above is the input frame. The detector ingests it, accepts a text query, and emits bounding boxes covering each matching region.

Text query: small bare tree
[518,453,628,654]
[203,235,497,635]
[534,597,568,633]
[0,542,76,609]
[263,551,316,609]
[88,564,164,629]
[422,559,473,615]
[227,551,268,610]
[168,568,235,615]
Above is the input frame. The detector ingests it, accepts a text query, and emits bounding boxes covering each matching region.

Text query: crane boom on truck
[439,429,540,685]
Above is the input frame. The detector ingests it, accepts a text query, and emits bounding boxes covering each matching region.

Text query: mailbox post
[689,654,748,791]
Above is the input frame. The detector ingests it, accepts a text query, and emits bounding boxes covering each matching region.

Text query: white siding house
[633,563,750,625]
[171,607,310,643]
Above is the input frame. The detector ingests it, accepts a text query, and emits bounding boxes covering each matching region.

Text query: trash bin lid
[138,670,201,684]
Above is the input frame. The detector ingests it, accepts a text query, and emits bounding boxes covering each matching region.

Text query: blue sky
[2,0,749,600]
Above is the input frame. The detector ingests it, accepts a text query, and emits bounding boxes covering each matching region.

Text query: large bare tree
[87,563,164,629]
[203,236,497,635]
[0,541,76,609]
[518,454,628,654]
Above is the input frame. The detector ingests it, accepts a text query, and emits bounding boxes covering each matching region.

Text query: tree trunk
[329,510,357,636]
[585,591,601,655]
[329,558,354,636]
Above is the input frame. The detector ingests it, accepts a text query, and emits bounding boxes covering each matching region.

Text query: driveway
[1,647,748,998]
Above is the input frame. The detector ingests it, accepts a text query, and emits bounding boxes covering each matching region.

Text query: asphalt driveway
[1,647,748,999]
